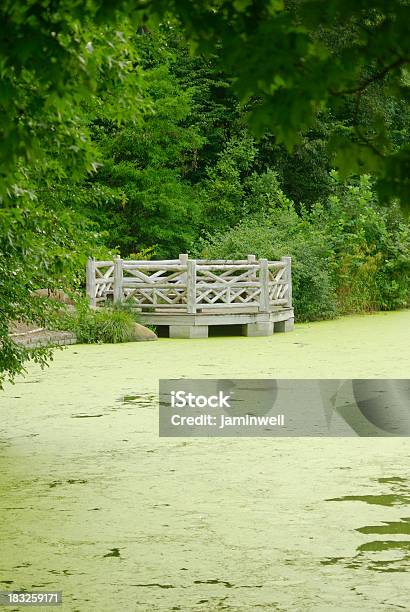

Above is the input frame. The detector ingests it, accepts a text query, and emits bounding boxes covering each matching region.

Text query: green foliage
[256,120,333,209]
[199,174,410,321]
[1,4,409,384]
[150,1,410,204]
[0,5,144,195]
[315,173,410,312]
[200,133,257,229]
[77,60,205,257]
[0,8,146,383]
[199,209,338,322]
[0,193,110,387]
[62,303,138,344]
[1,1,409,205]
[0,8,141,384]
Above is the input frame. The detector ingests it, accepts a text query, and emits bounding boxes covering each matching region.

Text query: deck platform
[86,254,294,338]
[139,308,294,338]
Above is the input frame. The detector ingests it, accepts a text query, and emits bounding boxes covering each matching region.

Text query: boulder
[32,288,76,305]
[132,322,157,342]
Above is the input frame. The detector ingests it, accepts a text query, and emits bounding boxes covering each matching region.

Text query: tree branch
[351,86,384,158]
[330,57,409,96]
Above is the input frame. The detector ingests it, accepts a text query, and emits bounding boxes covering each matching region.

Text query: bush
[198,209,337,322]
[62,303,138,344]
[197,173,410,321]
[314,173,410,313]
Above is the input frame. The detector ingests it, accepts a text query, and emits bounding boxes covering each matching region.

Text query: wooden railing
[86,254,292,313]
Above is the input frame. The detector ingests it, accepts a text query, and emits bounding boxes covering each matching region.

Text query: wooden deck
[86,254,294,337]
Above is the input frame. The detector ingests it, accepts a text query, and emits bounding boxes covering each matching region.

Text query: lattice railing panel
[195,264,261,309]
[94,263,114,302]
[87,256,292,312]
[268,264,289,305]
[122,264,188,308]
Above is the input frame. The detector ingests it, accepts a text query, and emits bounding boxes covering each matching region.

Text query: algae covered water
[1,311,410,611]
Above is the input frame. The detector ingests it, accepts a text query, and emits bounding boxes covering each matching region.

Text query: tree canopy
[1,0,409,202]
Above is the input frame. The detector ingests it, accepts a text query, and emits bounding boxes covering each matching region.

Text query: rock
[32,288,76,306]
[132,322,157,342]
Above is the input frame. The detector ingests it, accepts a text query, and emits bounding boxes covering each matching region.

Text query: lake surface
[1,311,409,611]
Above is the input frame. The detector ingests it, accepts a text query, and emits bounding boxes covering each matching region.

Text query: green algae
[0,311,409,610]
[357,519,410,535]
[119,393,156,407]
[324,475,410,576]
[326,494,410,506]
[358,540,410,552]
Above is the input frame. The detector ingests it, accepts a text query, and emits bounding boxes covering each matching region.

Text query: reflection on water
[324,477,410,573]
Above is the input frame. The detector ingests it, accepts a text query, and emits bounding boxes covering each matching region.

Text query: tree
[76,57,205,257]
[2,1,409,202]
[148,1,409,203]
[0,4,142,385]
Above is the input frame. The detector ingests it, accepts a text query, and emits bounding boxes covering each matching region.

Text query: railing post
[281,256,292,308]
[86,257,96,308]
[179,253,188,287]
[247,254,256,276]
[113,255,124,304]
[187,259,197,314]
[259,258,270,312]
[247,254,257,296]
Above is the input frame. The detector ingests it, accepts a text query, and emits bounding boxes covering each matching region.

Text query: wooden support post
[113,256,124,304]
[86,257,96,308]
[259,258,270,312]
[187,259,197,314]
[281,256,292,307]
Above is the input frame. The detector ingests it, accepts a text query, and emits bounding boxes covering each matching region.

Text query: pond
[1,311,409,611]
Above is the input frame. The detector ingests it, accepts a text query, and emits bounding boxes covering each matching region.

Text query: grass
[60,301,139,344]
